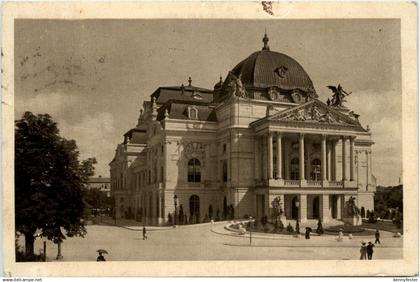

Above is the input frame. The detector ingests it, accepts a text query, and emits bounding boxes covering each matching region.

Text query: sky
[14,19,402,186]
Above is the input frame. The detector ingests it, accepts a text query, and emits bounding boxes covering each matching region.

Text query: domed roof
[229,34,315,92]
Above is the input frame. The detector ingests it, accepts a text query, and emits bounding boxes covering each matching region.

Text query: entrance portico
[258,132,357,186]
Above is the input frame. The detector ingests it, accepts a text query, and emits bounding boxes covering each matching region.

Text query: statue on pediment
[327,84,352,107]
[320,111,336,123]
[310,104,322,120]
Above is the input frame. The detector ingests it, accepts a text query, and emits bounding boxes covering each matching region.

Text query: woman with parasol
[96,249,108,261]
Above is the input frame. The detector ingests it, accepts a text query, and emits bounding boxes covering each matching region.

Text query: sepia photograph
[2,1,418,277]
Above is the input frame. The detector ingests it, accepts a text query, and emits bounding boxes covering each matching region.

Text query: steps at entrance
[276,219,344,229]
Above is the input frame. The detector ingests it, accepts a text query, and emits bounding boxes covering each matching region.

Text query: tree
[15,112,96,257]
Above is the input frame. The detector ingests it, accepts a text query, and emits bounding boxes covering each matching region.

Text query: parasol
[96,249,108,254]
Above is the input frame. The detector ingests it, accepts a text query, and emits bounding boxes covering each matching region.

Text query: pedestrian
[375,229,381,244]
[360,242,367,260]
[143,225,148,240]
[305,227,311,239]
[96,254,106,261]
[367,241,375,260]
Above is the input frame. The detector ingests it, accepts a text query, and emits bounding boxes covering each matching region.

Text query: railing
[284,180,300,186]
[307,180,322,186]
[329,181,343,187]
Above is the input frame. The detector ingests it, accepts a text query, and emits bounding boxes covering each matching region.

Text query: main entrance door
[189,195,200,224]
[313,197,320,219]
[291,196,299,219]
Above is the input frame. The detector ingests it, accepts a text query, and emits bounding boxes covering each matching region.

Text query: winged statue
[327,84,352,107]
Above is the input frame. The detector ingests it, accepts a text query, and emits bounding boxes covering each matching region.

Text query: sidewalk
[100,216,228,231]
[210,222,403,248]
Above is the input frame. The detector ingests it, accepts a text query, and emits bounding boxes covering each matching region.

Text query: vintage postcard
[2,1,418,277]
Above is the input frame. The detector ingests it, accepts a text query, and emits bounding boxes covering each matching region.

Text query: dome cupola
[217,33,317,103]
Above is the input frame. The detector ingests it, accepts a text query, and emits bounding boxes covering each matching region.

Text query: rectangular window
[223,144,227,153]
[161,166,164,182]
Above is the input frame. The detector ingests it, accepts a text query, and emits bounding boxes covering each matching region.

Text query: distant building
[87,176,111,198]
[110,34,376,225]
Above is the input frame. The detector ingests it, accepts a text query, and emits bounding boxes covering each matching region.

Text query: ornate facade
[110,34,376,225]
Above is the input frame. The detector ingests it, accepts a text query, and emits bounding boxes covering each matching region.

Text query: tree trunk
[56,241,63,260]
[24,232,35,256]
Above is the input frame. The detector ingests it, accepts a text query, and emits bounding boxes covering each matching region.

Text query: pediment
[268,99,361,127]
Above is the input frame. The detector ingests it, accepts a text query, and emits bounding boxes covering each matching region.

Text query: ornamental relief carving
[280,104,346,124]
[183,141,206,160]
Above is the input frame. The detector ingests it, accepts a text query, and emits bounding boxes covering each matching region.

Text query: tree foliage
[15,112,96,255]
[374,185,403,219]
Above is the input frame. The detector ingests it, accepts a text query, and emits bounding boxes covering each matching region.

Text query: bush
[367,210,377,223]
[316,219,324,235]
[261,216,268,225]
[286,223,294,233]
[243,214,250,220]
[16,251,44,262]
[394,211,403,229]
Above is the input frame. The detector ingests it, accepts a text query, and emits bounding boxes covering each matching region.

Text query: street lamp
[249,216,255,246]
[173,195,178,226]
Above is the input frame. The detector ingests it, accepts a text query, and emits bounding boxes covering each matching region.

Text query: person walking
[142,226,148,240]
[367,242,375,260]
[375,229,381,244]
[305,227,311,239]
[360,242,367,260]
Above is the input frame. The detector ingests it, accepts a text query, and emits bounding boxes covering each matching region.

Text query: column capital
[299,133,305,139]
[341,135,347,141]
[321,134,327,140]
[268,131,274,138]
[277,132,283,137]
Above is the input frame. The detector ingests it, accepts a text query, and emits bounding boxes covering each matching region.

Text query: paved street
[27,222,403,261]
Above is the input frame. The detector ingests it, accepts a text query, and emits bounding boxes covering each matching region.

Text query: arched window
[188,107,198,120]
[290,158,299,180]
[310,159,321,180]
[222,161,228,182]
[188,158,201,182]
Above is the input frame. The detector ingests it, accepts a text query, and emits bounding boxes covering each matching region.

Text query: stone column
[366,151,372,190]
[305,140,311,180]
[326,141,331,180]
[321,194,330,222]
[331,140,336,181]
[276,133,282,179]
[284,139,290,180]
[260,137,265,181]
[350,137,355,181]
[336,195,342,220]
[254,136,259,180]
[321,135,327,181]
[267,133,273,179]
[299,134,305,181]
[299,194,307,222]
[342,136,347,181]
